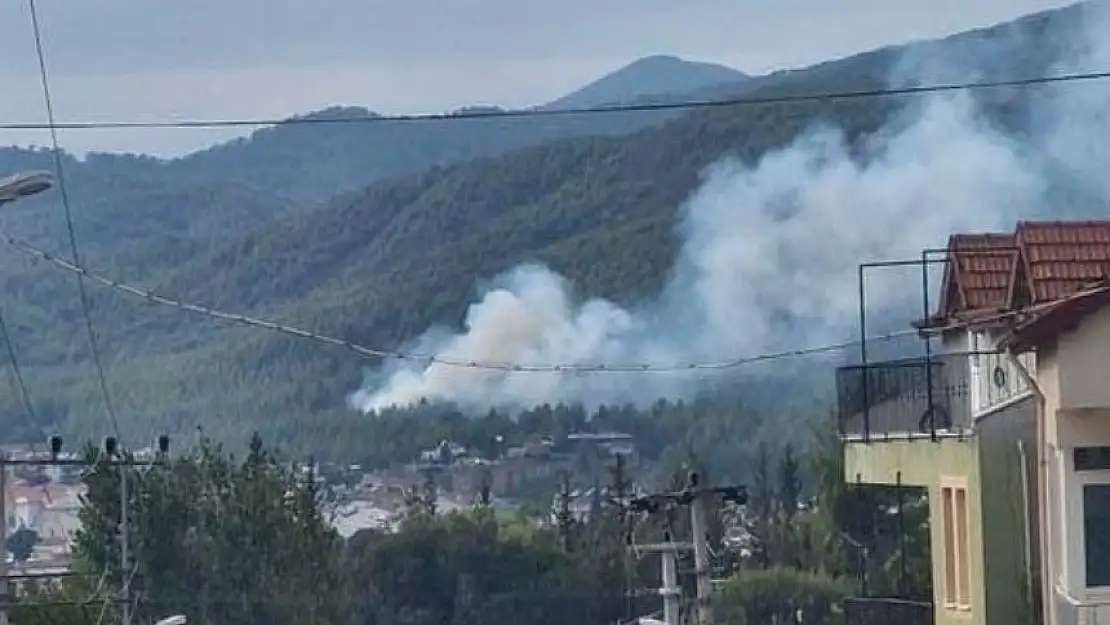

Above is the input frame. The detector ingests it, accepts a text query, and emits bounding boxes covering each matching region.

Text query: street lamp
[0,171,54,206]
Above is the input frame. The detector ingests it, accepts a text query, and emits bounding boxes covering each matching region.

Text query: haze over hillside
[0,2,1105,457]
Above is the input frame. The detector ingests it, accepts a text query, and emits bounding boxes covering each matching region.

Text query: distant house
[418,439,467,465]
[4,479,84,561]
[548,485,617,525]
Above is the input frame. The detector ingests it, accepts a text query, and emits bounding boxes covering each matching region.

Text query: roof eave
[1000,283,1110,353]
[914,308,1014,337]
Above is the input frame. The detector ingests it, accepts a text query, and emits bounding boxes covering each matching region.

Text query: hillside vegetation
[0,4,1090,459]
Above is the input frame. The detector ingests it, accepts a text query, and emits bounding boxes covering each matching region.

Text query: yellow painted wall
[844,437,986,625]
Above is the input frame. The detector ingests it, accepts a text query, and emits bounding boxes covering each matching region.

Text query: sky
[0,0,1077,157]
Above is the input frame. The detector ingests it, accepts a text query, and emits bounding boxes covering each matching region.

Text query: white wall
[1051,433,1110,624]
[1056,310,1110,410]
[967,329,1034,419]
[1035,307,1110,622]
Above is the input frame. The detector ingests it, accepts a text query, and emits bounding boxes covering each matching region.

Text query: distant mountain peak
[544,55,748,110]
[624,54,705,68]
[285,106,379,122]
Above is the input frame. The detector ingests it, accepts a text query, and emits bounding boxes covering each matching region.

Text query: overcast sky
[0,0,1075,157]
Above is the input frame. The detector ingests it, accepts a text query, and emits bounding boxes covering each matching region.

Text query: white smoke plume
[350,3,1110,415]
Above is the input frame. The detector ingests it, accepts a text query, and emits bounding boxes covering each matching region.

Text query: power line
[0,306,80,625]
[0,226,906,371]
[0,303,57,536]
[0,445,169,622]
[25,7,131,622]
[0,306,36,424]
[0,307,32,625]
[0,226,1031,374]
[1,69,1109,133]
[26,0,122,439]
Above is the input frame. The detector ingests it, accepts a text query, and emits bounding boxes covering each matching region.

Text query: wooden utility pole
[608,453,635,622]
[689,483,714,625]
[1,450,8,625]
[556,470,574,553]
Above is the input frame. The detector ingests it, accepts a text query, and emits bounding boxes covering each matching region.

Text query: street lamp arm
[0,171,54,206]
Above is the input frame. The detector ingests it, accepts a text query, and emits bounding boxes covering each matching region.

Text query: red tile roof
[924,220,1110,332]
[938,233,1016,315]
[1009,221,1110,305]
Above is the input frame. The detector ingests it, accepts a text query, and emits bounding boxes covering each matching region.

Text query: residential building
[1001,282,1110,622]
[838,221,1110,625]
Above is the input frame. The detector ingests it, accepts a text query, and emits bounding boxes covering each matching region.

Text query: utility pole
[632,532,692,625]
[626,471,747,625]
[1,450,9,625]
[105,436,132,625]
[608,453,634,622]
[555,470,573,553]
[122,434,167,625]
[661,538,680,625]
[0,435,168,622]
[689,477,714,625]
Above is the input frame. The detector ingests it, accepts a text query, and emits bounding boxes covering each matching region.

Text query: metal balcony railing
[836,354,971,441]
[843,597,934,625]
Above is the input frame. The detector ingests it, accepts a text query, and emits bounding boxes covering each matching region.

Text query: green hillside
[0,56,749,258]
[0,3,1093,458]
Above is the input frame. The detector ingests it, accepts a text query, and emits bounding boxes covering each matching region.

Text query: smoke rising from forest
[349,3,1110,415]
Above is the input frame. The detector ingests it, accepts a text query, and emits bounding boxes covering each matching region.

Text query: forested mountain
[0,2,1098,461]
[0,56,749,214]
[543,54,748,109]
[0,57,749,275]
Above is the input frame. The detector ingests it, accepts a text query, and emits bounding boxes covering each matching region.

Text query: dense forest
[0,3,1092,458]
[312,395,830,479]
[10,433,930,625]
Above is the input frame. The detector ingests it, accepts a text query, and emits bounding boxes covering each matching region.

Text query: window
[943,490,955,603]
[1074,446,1110,472]
[955,489,971,606]
[941,480,972,610]
[1073,446,1110,588]
[1083,484,1110,588]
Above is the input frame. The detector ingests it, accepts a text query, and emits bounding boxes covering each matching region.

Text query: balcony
[836,354,971,441]
[1056,588,1110,625]
[843,597,933,625]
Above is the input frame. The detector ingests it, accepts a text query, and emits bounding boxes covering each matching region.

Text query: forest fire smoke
[350,4,1110,414]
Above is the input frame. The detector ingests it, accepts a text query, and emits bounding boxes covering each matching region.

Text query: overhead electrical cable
[27,0,123,438]
[0,227,1044,374]
[6,17,1088,375]
[0,69,1107,132]
[0,306,36,425]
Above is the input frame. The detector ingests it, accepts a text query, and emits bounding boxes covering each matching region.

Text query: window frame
[1071,451,1110,591]
[939,476,973,612]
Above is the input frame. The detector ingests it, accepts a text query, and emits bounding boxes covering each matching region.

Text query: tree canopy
[9,429,930,625]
